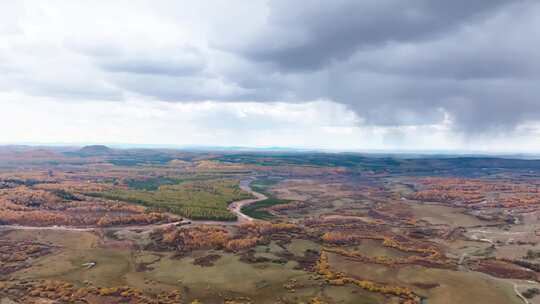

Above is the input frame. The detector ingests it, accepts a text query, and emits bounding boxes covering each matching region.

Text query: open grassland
[326,252,521,304]
[90,179,253,221]
[407,202,486,227]
[2,229,378,304]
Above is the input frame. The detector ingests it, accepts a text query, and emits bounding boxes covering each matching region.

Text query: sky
[1,0,540,152]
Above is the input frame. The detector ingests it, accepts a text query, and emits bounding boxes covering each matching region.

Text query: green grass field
[89,179,253,221]
[241,177,289,220]
[241,197,289,220]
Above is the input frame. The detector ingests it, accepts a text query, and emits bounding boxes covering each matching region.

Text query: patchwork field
[2,147,540,303]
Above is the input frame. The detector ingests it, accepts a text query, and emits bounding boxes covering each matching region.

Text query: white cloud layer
[2,92,540,152]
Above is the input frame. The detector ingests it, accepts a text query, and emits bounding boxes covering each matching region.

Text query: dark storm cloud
[214,0,540,134]
[236,0,508,71]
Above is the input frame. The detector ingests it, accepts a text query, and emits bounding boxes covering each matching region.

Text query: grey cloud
[100,48,206,77]
[232,0,509,71]
[0,34,125,101]
[107,73,250,102]
[212,0,540,134]
[102,58,203,77]
[71,41,207,77]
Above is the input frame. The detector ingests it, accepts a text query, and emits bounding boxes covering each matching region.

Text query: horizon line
[2,142,540,157]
